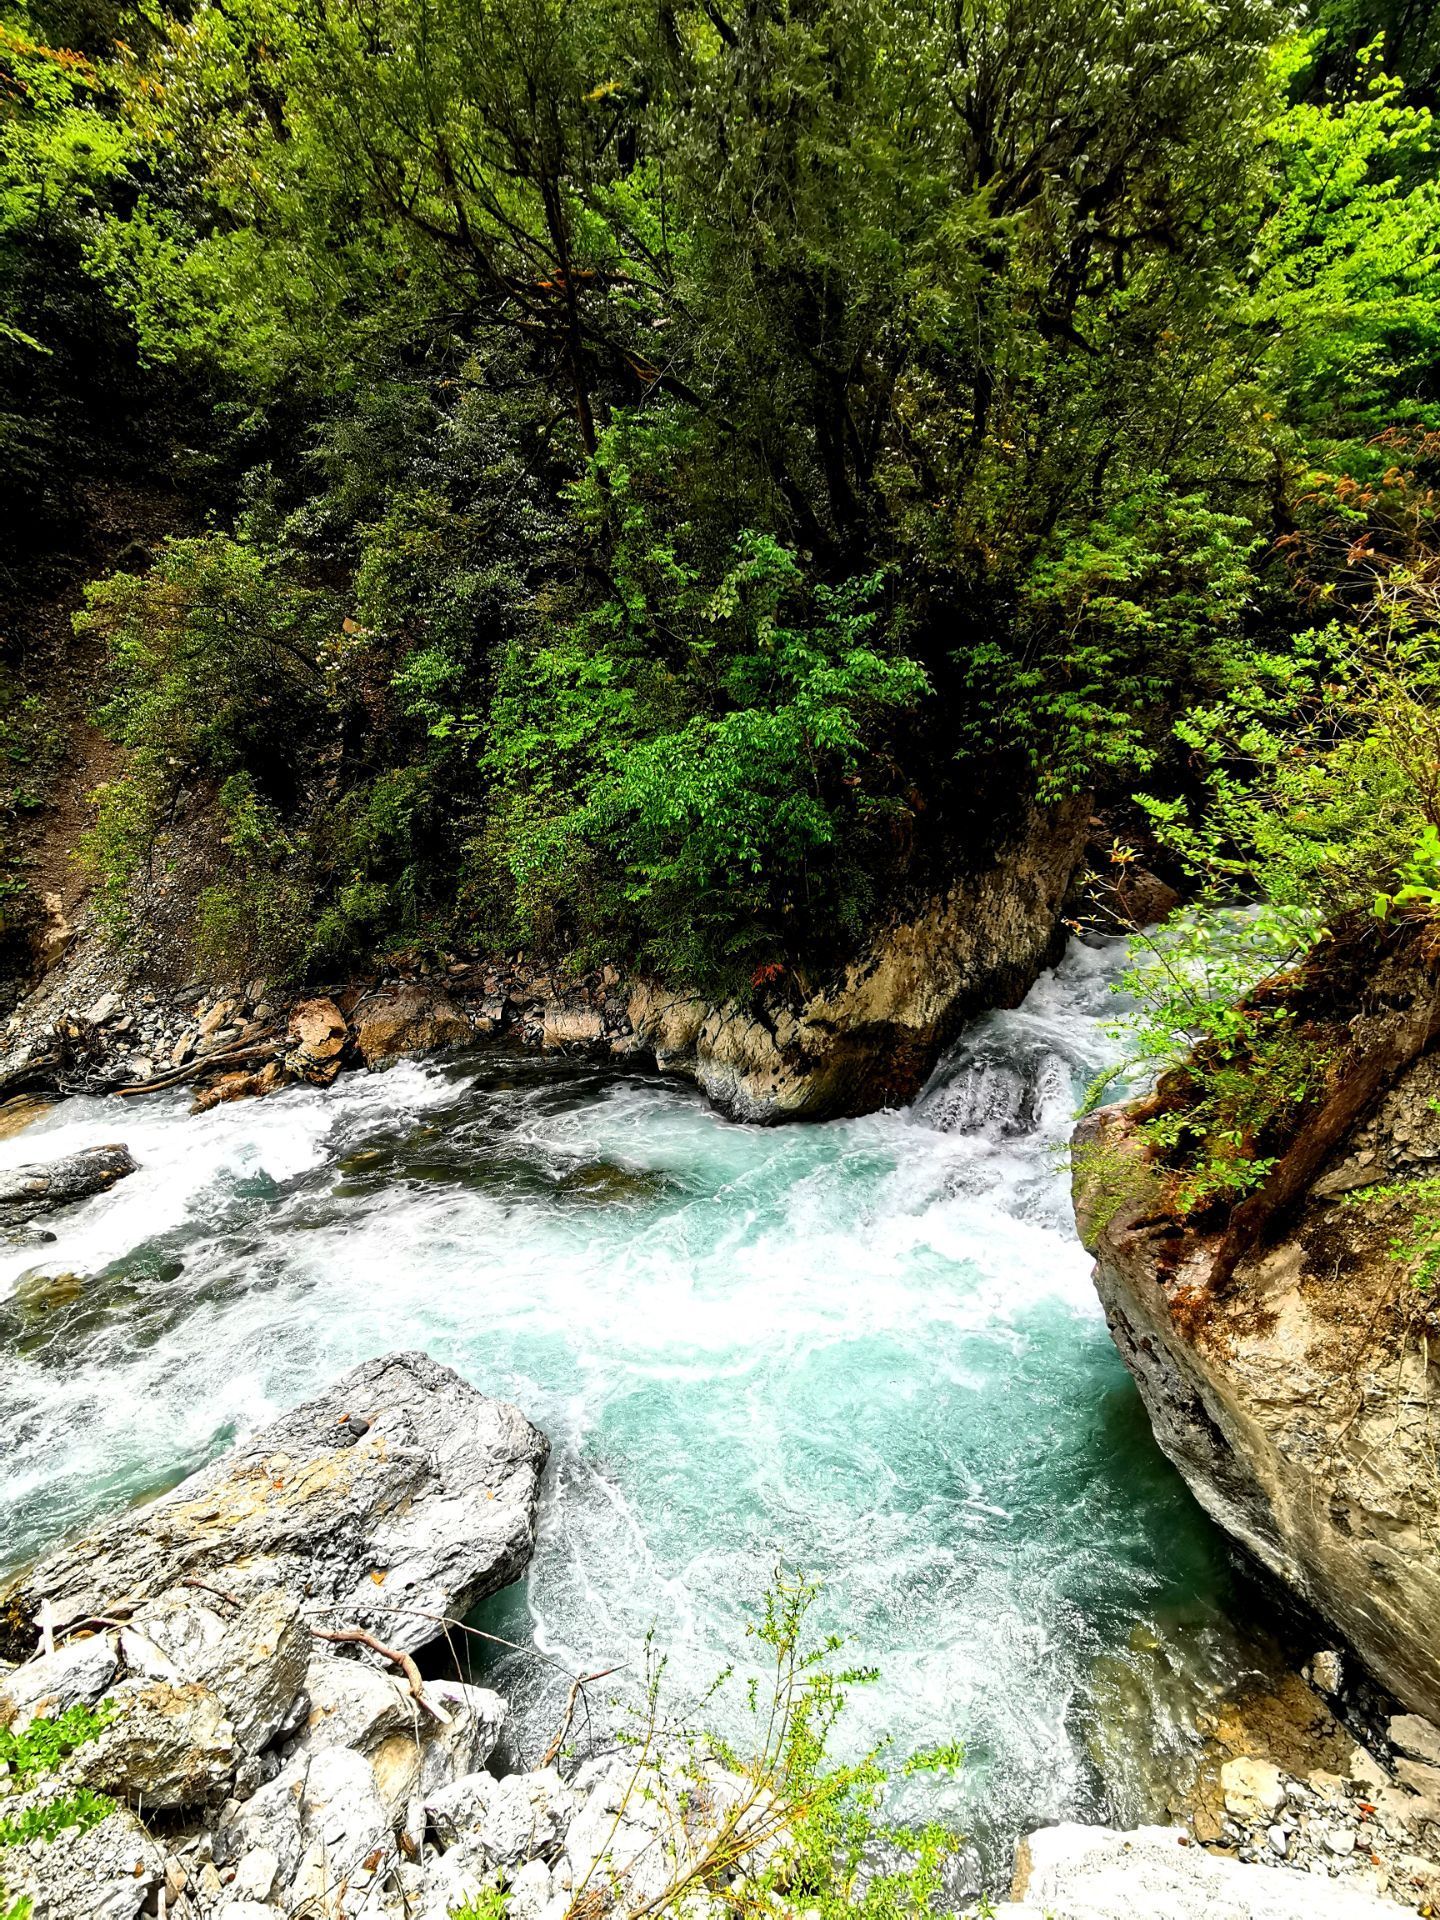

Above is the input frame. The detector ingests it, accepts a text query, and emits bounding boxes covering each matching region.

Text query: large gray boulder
[0,1142,136,1233]
[73,1675,236,1810]
[999,1824,1401,1918]
[2,1352,549,1658]
[121,1586,310,1756]
[0,1630,118,1729]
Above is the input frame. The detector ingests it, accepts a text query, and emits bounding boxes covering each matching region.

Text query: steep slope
[1074,930,1440,1719]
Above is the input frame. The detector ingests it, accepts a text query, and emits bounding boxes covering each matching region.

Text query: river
[0,934,1272,1883]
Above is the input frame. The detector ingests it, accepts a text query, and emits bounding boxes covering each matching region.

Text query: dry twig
[310,1626,453,1724]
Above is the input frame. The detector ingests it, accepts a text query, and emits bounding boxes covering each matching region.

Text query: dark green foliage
[485,512,928,981]
[2,0,1438,989]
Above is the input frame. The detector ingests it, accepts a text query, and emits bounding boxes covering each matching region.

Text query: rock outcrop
[628,798,1090,1121]
[285,996,350,1085]
[999,1823,1401,1919]
[2,1351,549,1659]
[1074,933,1440,1725]
[0,1142,136,1224]
[0,1141,137,1244]
[0,1352,789,1920]
[351,985,473,1067]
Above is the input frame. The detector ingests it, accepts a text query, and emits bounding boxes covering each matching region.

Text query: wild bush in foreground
[457,1573,962,1920]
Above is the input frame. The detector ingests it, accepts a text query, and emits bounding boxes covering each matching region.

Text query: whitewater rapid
[0,936,1258,1876]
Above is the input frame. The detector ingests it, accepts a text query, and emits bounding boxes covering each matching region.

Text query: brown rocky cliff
[1073,932,1440,1721]
[628,795,1091,1122]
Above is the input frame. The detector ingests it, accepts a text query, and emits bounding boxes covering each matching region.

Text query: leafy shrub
[1137,628,1440,931]
[78,535,334,804]
[487,490,929,986]
[460,1574,962,1920]
[192,773,311,977]
[75,536,334,967]
[972,480,1259,802]
[81,763,167,945]
[1108,908,1329,1214]
[1374,823,1440,922]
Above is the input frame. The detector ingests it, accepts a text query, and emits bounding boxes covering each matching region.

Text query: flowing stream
[0,936,1274,1885]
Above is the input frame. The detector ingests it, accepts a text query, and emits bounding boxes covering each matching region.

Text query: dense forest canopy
[2,0,1439,991]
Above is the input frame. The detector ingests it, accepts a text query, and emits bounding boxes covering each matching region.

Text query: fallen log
[113,1034,281,1097]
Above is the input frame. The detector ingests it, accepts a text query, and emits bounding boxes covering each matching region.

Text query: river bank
[0,935,1244,1884]
[0,804,1094,1127]
[3,1343,1438,1919]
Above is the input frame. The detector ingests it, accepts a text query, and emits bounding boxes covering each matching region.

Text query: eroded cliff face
[1074,935,1440,1720]
[627,796,1091,1122]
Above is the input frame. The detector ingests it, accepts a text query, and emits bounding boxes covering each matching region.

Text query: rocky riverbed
[4,1344,1440,1920]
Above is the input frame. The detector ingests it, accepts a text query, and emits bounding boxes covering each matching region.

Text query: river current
[0,935,1268,1881]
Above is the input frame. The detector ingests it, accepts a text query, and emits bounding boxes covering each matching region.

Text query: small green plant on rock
[1071,1129,1164,1243]
[0,1703,113,1790]
[1094,903,1329,1216]
[0,1703,115,1906]
[1344,1102,1440,1294]
[1374,824,1440,925]
[1360,1177,1440,1292]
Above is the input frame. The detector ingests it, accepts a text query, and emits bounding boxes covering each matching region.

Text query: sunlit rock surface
[2,1350,549,1657]
[1001,1822,1400,1918]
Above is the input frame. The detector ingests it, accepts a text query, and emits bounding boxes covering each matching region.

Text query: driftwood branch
[52,1614,134,1644]
[542,1665,622,1767]
[310,1627,453,1725]
[182,1574,245,1609]
[114,1034,281,1098]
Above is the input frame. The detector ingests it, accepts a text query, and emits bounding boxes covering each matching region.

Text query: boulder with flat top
[1,1351,549,1661]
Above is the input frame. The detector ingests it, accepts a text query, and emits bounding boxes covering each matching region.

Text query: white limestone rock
[74,1675,236,1809]
[122,1586,308,1756]
[219,1755,311,1889]
[1391,1714,1440,1769]
[0,1631,117,1730]
[426,1764,575,1865]
[1221,1755,1287,1821]
[4,1352,550,1658]
[300,1654,416,1755]
[561,1747,778,1912]
[1003,1823,1405,1919]
[5,1804,166,1920]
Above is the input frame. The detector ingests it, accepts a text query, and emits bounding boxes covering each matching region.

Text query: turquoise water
[0,936,1251,1883]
